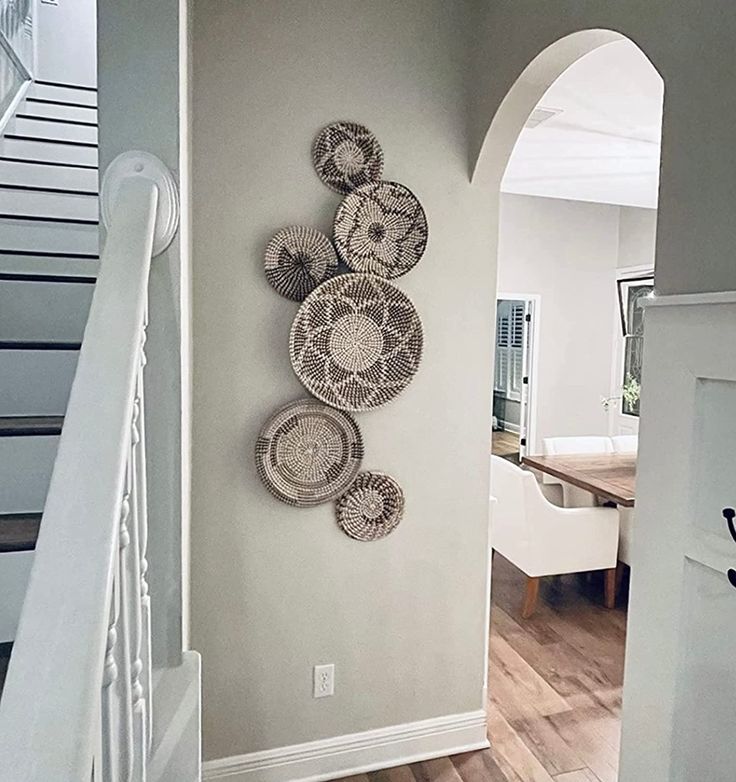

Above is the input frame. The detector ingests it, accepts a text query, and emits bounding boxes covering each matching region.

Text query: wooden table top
[522,453,636,507]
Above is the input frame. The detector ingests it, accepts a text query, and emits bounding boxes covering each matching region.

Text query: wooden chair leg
[521,576,540,619]
[604,567,616,609]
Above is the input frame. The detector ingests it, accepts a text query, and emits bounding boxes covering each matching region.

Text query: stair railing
[0,0,34,135]
[0,152,179,782]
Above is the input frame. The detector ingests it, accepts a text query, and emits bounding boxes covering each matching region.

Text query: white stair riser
[0,550,33,642]
[4,117,98,145]
[0,159,98,193]
[0,188,98,222]
[0,436,58,514]
[28,83,97,108]
[0,253,99,277]
[0,279,93,341]
[0,350,78,417]
[0,137,98,167]
[21,99,97,125]
[0,219,99,255]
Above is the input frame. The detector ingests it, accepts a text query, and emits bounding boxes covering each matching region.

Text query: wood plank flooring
[491,430,520,460]
[330,556,627,782]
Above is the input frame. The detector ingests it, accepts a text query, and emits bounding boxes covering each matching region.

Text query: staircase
[0,79,98,648]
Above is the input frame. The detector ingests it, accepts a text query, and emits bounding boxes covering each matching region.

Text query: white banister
[0,152,179,781]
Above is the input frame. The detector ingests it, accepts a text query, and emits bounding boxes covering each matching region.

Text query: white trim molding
[497,420,520,435]
[644,289,736,308]
[203,710,489,782]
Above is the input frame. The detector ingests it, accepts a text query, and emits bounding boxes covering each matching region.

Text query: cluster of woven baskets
[256,121,428,541]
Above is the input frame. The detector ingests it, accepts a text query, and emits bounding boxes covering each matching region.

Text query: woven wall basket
[335,472,405,541]
[255,399,364,507]
[289,273,424,412]
[333,181,428,279]
[313,122,384,195]
[264,226,338,301]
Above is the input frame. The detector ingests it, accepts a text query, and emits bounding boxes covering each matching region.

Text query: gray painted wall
[191,0,490,762]
[618,207,657,270]
[497,194,620,451]
[190,0,733,770]
[470,0,736,296]
[36,0,97,86]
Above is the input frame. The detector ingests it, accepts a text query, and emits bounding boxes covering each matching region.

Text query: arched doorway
[479,30,665,781]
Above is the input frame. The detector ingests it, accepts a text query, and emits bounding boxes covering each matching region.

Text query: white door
[517,298,535,458]
[494,296,537,457]
[619,295,736,782]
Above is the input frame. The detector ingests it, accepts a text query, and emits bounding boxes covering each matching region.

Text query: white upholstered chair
[490,455,619,618]
[542,435,614,507]
[542,436,614,456]
[611,434,638,453]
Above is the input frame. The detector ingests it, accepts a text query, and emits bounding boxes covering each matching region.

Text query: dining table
[521,452,637,507]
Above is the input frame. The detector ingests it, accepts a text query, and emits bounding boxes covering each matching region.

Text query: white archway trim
[472,29,625,187]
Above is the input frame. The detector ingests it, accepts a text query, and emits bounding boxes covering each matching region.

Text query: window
[495,300,525,401]
[617,277,654,417]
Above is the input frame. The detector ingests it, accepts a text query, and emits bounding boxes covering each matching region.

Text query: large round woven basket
[333,181,428,279]
[255,399,364,507]
[289,273,424,412]
[264,226,338,301]
[312,122,384,195]
[335,471,405,541]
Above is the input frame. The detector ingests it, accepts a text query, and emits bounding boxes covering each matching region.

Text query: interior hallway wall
[618,207,658,271]
[36,0,97,87]
[469,4,736,778]
[497,194,619,451]
[191,0,491,762]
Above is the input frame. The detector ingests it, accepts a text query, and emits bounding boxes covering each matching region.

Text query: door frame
[608,265,654,436]
[496,292,541,456]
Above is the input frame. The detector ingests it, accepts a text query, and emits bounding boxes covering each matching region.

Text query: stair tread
[0,514,41,552]
[0,416,64,436]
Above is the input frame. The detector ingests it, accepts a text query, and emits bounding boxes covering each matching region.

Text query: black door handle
[723,507,736,543]
[722,509,736,588]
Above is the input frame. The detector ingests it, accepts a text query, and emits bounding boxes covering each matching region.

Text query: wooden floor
[330,556,627,782]
[492,430,520,460]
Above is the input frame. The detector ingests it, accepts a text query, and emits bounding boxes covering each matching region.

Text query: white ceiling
[501,40,664,209]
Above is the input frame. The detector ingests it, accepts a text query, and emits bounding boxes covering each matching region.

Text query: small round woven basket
[333,181,428,279]
[335,471,405,541]
[255,399,364,507]
[312,121,384,195]
[264,225,338,301]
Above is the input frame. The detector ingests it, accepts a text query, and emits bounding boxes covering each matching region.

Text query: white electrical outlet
[313,664,335,698]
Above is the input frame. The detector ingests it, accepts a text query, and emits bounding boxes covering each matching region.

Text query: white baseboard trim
[203,709,489,782]
[498,420,520,435]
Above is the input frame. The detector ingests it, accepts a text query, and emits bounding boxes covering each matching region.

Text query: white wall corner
[202,710,489,782]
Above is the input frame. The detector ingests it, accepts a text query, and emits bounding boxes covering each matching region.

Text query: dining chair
[611,434,638,453]
[542,435,614,507]
[490,455,619,618]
